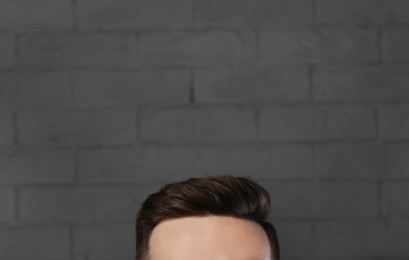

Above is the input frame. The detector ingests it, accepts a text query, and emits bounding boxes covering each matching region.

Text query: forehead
[149,216,271,260]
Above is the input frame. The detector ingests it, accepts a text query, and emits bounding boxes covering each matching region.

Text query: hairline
[144,215,273,260]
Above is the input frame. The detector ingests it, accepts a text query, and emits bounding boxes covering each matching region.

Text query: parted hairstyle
[135,175,280,260]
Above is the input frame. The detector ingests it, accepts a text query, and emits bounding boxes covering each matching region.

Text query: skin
[148,216,271,260]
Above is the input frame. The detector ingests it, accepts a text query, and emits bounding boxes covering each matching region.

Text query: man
[136,175,280,260]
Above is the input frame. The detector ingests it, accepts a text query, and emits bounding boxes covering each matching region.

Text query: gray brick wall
[0,1,408,260]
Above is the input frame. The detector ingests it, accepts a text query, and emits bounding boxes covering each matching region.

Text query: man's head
[136,176,280,260]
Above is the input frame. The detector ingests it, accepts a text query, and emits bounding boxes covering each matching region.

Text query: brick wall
[1,1,409,259]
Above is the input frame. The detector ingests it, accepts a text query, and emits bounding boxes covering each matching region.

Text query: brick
[78,0,192,30]
[261,182,378,218]
[19,33,138,69]
[0,189,14,223]
[0,226,70,260]
[314,65,409,101]
[391,0,409,23]
[384,144,409,179]
[78,147,201,183]
[199,145,314,179]
[18,109,136,146]
[382,183,409,217]
[316,0,390,24]
[273,221,312,258]
[194,0,312,27]
[260,28,379,63]
[141,31,255,67]
[73,70,189,107]
[74,224,134,260]
[0,148,75,184]
[379,105,409,140]
[383,29,409,62]
[260,106,376,141]
[0,0,72,31]
[315,220,409,257]
[0,72,72,107]
[140,108,256,143]
[19,186,160,223]
[0,109,14,146]
[0,35,15,68]
[194,66,309,103]
[317,143,409,180]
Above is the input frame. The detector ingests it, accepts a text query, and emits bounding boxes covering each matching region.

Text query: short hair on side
[135,175,280,260]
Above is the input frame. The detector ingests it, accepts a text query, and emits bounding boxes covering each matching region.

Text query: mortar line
[12,138,409,151]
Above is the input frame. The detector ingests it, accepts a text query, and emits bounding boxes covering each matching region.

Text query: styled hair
[135,175,280,260]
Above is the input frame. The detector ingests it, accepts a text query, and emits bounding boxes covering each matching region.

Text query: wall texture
[1,0,409,259]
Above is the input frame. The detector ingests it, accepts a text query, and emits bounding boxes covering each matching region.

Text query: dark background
[1,0,409,259]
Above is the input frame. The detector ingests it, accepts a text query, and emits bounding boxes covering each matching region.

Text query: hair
[135,175,280,260]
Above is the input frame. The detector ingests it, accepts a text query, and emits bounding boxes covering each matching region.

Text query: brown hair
[136,175,280,260]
